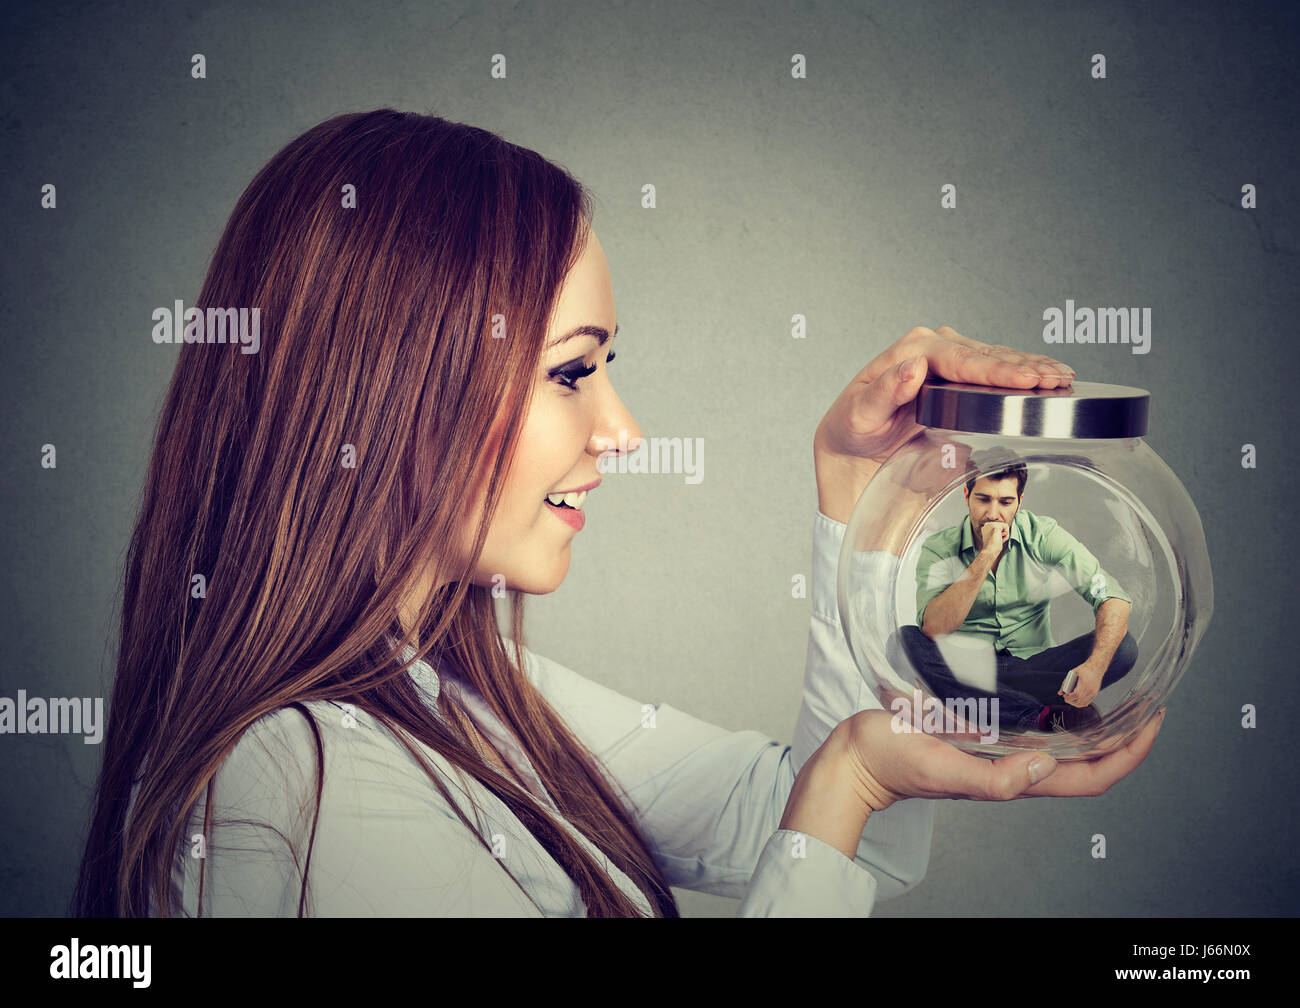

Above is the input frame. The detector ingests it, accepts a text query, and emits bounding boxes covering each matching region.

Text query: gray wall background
[2,0,1297,916]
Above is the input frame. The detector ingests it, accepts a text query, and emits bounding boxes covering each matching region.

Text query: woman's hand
[813,326,1076,523]
[840,707,1165,814]
[779,707,1163,860]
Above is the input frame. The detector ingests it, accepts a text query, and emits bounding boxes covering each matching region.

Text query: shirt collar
[394,638,442,704]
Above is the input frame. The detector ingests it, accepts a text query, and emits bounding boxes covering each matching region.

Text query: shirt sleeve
[797,510,934,901]
[913,534,955,629]
[180,702,543,917]
[522,646,881,916]
[1034,516,1132,612]
[520,508,934,916]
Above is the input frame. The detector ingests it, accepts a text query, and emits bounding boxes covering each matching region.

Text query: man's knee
[889,625,918,662]
[899,624,936,659]
[900,624,927,647]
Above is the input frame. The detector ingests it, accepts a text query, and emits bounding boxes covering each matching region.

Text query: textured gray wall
[2,0,1297,917]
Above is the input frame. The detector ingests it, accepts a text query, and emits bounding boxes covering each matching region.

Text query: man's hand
[1060,662,1105,707]
[813,326,1074,524]
[978,521,1009,558]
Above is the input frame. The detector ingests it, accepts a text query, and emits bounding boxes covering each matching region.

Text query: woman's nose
[590,424,643,455]
[591,382,643,456]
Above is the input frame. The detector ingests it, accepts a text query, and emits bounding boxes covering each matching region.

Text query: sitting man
[893,463,1139,733]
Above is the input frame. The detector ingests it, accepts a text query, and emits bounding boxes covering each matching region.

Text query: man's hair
[965,463,1028,498]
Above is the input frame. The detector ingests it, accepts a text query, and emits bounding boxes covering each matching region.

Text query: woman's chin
[506,555,571,596]
[536,562,570,595]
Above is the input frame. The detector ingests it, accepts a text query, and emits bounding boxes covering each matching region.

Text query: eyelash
[551,351,615,392]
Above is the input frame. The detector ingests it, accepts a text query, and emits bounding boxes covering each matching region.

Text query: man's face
[964,475,1022,549]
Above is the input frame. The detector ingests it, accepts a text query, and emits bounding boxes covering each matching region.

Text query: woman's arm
[789,508,935,900]
[738,721,880,917]
[520,639,888,915]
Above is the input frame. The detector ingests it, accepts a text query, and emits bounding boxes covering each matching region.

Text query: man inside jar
[894,464,1139,733]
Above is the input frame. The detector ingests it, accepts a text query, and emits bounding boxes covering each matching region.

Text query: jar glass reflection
[839,430,1212,761]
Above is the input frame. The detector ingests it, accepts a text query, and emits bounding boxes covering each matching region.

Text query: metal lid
[914,377,1149,439]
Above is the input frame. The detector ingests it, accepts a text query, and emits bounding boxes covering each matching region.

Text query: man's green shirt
[914,508,1130,659]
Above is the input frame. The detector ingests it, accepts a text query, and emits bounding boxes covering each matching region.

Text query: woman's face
[418,227,642,612]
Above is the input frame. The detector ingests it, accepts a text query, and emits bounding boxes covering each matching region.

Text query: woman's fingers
[931,747,1057,802]
[932,326,1076,386]
[862,326,1075,392]
[924,326,1072,389]
[844,351,930,438]
[1024,711,1165,797]
[825,325,1077,455]
[853,708,1163,806]
[871,727,1057,803]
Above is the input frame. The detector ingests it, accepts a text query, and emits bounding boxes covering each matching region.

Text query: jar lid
[914,377,1149,439]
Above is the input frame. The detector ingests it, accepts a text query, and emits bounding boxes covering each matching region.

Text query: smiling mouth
[545,490,588,511]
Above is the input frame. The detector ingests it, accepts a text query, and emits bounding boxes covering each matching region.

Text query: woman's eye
[551,351,615,392]
[553,362,597,391]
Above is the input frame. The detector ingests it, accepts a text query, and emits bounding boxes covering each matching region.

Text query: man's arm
[920,549,995,638]
[1060,597,1132,707]
[1085,597,1131,668]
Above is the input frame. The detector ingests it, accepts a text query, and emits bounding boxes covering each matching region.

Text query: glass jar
[837,377,1213,760]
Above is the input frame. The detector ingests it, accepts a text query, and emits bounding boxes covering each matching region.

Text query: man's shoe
[1041,704,1103,733]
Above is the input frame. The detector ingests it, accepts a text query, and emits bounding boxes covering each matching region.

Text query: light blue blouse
[164,511,934,916]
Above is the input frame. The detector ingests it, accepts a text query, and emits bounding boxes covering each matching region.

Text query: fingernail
[1028,756,1053,784]
[898,355,918,381]
[1017,366,1040,378]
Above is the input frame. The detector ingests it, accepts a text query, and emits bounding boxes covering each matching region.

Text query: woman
[72,109,1161,918]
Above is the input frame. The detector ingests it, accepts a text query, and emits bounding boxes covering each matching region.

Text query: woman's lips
[544,498,585,531]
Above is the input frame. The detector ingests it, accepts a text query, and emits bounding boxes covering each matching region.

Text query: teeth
[546,490,587,510]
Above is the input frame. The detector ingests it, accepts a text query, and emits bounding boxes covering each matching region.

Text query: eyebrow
[547,323,619,349]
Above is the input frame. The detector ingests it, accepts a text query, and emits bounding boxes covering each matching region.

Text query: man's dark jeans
[891,625,1139,729]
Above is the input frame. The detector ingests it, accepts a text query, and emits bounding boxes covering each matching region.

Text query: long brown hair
[73,109,679,918]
